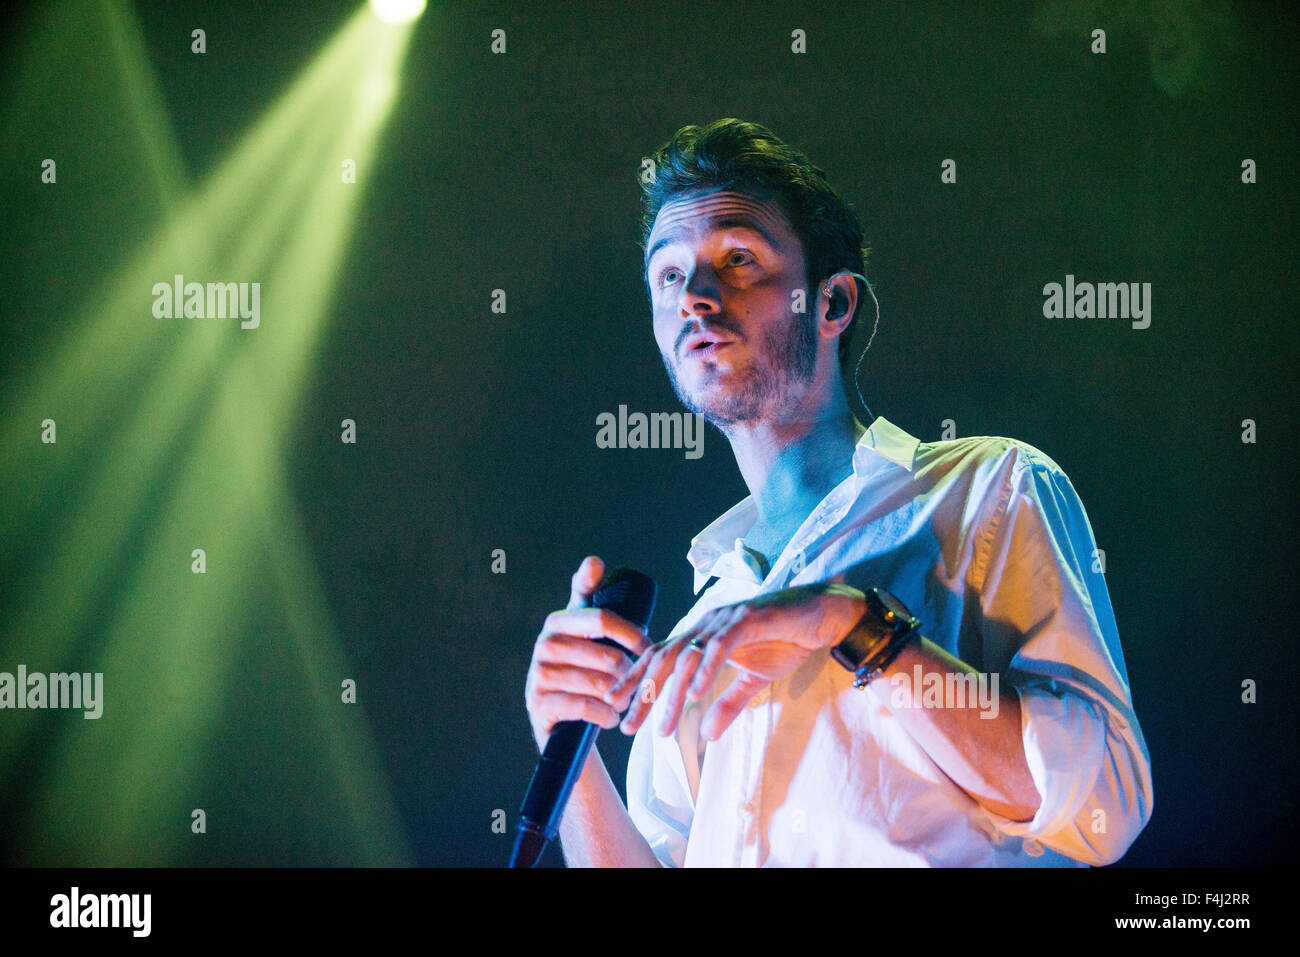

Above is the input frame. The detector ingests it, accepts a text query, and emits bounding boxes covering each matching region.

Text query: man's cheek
[651,322,673,357]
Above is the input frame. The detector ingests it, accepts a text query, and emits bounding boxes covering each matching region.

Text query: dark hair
[638,118,870,365]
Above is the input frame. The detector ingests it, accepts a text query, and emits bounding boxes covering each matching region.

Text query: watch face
[835,589,920,675]
[835,589,920,679]
[855,615,893,645]
[873,589,916,629]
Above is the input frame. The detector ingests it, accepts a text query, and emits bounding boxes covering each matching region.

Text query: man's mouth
[690,340,730,354]
[683,331,736,357]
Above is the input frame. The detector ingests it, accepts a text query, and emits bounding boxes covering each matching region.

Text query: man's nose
[677,265,723,316]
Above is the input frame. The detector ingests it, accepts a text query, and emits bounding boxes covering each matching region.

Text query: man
[523,118,1152,866]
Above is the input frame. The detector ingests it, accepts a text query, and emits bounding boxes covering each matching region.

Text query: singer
[523,119,1152,867]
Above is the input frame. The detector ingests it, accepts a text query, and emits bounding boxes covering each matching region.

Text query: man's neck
[723,396,867,544]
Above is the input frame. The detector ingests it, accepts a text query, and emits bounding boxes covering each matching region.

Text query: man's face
[645,188,819,428]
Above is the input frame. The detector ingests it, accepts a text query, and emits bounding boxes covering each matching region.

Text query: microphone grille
[590,566,657,630]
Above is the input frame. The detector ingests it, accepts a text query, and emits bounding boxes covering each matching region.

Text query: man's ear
[819,274,858,340]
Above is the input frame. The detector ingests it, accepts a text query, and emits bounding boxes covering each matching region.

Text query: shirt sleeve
[970,445,1153,865]
[625,716,694,868]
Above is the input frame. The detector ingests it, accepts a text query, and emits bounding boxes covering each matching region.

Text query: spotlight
[370,0,426,24]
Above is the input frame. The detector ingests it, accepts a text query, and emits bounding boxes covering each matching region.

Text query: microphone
[510,566,657,868]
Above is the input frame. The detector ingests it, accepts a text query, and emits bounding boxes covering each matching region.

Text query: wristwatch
[830,588,921,688]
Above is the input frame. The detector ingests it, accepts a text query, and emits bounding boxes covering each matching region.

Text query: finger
[657,636,712,736]
[567,555,606,610]
[605,673,642,713]
[700,672,768,741]
[687,626,736,698]
[608,646,652,699]
[539,692,622,735]
[617,656,659,733]
[543,607,650,657]
[620,645,682,734]
[535,633,634,677]
[683,606,739,698]
[607,647,661,714]
[532,662,622,700]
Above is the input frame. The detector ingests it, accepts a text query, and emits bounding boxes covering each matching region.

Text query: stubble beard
[663,309,819,429]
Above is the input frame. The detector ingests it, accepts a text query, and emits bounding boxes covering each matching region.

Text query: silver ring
[687,637,707,653]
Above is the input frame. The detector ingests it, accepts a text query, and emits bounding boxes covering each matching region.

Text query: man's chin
[665,362,764,425]
[680,389,765,428]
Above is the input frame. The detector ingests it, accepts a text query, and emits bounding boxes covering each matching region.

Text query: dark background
[1,0,1297,866]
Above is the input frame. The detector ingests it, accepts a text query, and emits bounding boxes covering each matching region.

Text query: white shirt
[626,416,1153,867]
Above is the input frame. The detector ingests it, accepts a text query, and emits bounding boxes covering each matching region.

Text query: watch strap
[831,588,920,687]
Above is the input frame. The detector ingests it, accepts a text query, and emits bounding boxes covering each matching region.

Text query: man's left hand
[614,583,866,742]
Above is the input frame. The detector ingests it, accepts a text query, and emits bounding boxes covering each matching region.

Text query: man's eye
[654,251,756,289]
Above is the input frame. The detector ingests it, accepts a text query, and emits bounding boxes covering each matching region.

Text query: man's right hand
[524,556,651,753]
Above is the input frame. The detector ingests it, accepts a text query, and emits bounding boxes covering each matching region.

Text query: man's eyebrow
[644,215,781,269]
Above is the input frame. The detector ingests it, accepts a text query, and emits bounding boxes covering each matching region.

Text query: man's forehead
[646,189,792,254]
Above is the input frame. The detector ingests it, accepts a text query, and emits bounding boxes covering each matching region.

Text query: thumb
[567,555,606,610]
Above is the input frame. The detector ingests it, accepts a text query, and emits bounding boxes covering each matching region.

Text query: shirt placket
[743,481,855,865]
[735,705,766,867]
[773,480,856,588]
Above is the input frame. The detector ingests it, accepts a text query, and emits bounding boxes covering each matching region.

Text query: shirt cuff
[981,682,1107,845]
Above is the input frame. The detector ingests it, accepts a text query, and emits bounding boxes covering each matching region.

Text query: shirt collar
[852,415,921,477]
[686,416,920,592]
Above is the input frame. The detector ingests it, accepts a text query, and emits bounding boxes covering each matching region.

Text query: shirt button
[791,551,805,574]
